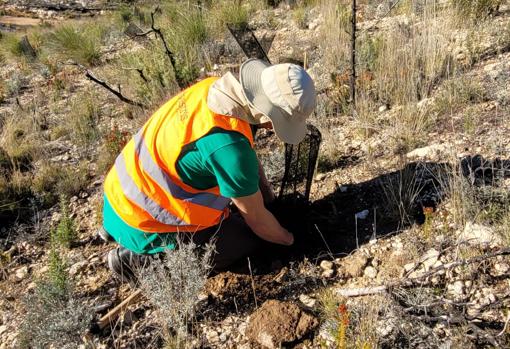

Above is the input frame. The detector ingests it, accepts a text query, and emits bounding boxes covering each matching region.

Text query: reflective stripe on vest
[104,77,254,233]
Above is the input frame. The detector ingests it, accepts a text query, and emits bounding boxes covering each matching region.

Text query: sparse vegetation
[2,0,510,347]
[292,7,307,29]
[45,24,102,66]
[97,124,131,174]
[51,197,78,248]
[19,247,91,349]
[68,91,102,146]
[454,0,502,22]
[138,240,214,345]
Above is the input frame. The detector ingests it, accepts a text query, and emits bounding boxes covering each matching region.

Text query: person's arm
[258,159,276,204]
[232,190,294,246]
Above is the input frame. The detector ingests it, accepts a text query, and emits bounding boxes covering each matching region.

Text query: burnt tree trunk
[350,0,357,113]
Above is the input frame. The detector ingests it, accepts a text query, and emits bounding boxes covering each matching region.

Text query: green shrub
[48,247,69,293]
[51,197,77,248]
[19,253,91,349]
[0,32,23,57]
[46,24,101,66]
[165,7,209,87]
[209,0,250,34]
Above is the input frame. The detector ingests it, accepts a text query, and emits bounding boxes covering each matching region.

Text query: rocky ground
[1,1,510,348]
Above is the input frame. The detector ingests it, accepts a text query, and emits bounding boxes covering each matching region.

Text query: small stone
[343,254,368,278]
[0,325,7,336]
[320,260,334,271]
[69,261,87,276]
[246,300,318,348]
[364,266,378,279]
[404,262,415,272]
[206,330,219,343]
[219,332,228,342]
[421,249,440,271]
[406,143,449,161]
[299,294,316,308]
[488,293,496,303]
[459,222,502,247]
[321,269,334,278]
[339,186,348,193]
[15,266,29,281]
[449,280,464,297]
[378,105,388,112]
[493,262,509,276]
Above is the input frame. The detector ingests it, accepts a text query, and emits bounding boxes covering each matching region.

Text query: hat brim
[240,59,307,145]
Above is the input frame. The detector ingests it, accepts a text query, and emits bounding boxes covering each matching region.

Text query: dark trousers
[177,213,265,270]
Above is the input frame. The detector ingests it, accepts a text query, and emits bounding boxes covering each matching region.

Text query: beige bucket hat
[239,59,317,145]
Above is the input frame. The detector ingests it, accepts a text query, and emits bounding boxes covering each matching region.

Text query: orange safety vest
[104,77,254,233]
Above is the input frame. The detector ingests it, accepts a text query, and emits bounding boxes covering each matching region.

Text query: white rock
[420,249,440,270]
[320,260,334,271]
[378,105,388,112]
[15,266,29,281]
[299,294,317,308]
[406,143,450,161]
[69,261,87,276]
[364,266,378,279]
[321,269,334,278]
[493,262,509,276]
[449,280,464,296]
[308,21,319,30]
[404,262,415,272]
[219,332,228,342]
[459,222,502,247]
[206,330,219,343]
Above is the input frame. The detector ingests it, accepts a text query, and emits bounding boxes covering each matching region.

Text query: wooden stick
[247,257,258,308]
[98,289,143,330]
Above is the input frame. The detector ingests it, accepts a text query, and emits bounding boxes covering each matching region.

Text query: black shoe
[107,247,151,287]
[97,227,114,242]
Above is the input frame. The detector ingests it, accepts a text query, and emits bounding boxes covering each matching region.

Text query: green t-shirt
[176,128,259,198]
[103,128,259,254]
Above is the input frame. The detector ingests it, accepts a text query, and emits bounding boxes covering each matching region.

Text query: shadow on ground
[200,155,510,321]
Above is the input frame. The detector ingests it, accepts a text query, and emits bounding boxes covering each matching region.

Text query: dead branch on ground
[70,63,145,108]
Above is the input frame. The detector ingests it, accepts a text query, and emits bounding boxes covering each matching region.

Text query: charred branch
[121,67,149,83]
[136,6,186,89]
[70,63,145,108]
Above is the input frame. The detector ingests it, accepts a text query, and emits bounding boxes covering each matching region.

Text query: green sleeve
[197,131,259,198]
